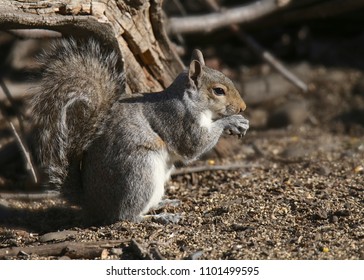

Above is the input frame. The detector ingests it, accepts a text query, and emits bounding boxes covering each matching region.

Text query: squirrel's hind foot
[143,213,182,224]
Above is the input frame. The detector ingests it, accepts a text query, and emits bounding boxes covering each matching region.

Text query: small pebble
[101,249,109,260]
[39,230,77,243]
[322,247,329,253]
[110,248,123,256]
[354,166,363,174]
[331,215,339,223]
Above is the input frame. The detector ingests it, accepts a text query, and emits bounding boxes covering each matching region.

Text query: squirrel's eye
[212,87,225,96]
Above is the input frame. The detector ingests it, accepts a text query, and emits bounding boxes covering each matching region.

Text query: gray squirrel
[30,39,249,225]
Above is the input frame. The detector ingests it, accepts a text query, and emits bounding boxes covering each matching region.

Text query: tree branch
[0,240,126,259]
[168,0,291,34]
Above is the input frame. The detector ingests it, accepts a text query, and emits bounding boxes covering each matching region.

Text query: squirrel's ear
[188,59,202,89]
[191,49,205,66]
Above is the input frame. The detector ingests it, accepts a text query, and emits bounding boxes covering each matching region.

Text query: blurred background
[1,0,364,189]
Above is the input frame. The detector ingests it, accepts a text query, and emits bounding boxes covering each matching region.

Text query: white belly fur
[141,148,174,214]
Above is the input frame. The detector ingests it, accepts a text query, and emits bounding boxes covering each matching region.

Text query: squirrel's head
[187,49,246,117]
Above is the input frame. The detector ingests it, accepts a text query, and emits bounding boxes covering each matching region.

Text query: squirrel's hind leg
[81,146,174,225]
[135,151,181,224]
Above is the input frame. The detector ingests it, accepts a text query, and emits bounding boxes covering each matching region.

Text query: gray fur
[30,38,124,198]
[31,39,249,225]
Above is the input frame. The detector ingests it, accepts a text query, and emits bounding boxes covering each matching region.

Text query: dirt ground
[0,63,363,260]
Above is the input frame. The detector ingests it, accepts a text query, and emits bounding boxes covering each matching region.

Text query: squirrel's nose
[239,101,246,113]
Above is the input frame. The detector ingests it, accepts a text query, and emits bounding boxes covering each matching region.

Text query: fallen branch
[8,121,38,184]
[168,0,290,34]
[0,191,60,200]
[0,240,126,259]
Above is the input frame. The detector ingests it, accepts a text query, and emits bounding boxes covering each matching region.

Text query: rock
[39,230,77,243]
[101,249,109,260]
[186,250,204,260]
[280,143,309,159]
[313,209,328,220]
[150,213,182,224]
[316,166,332,176]
[110,248,123,256]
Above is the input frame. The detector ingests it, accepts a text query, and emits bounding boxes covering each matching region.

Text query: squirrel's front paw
[223,115,249,137]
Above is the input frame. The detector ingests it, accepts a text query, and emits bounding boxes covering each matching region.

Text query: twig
[0,77,25,132]
[171,0,188,47]
[172,163,255,176]
[168,0,290,34]
[8,122,38,183]
[232,26,307,92]
[0,79,39,184]
[203,0,308,92]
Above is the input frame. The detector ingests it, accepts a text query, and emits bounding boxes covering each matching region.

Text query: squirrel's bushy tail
[30,38,124,190]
